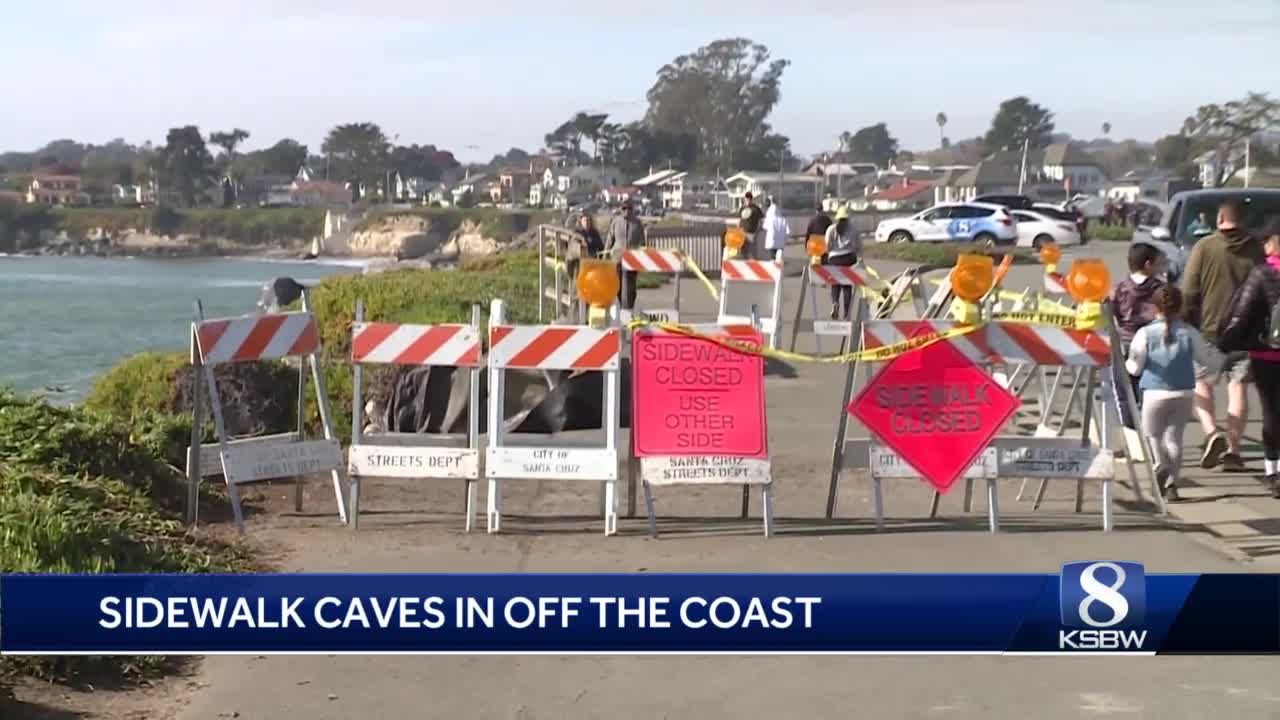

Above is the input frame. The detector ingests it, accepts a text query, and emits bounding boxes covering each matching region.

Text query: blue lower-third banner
[2,563,1276,654]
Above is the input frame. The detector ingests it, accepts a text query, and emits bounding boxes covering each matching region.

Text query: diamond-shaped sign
[849,333,1020,493]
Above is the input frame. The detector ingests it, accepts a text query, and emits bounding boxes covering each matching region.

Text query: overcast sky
[2,0,1277,162]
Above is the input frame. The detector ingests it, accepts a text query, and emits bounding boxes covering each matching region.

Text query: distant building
[656,172,721,210]
[291,180,351,208]
[934,161,1022,204]
[724,172,823,210]
[1040,142,1108,196]
[26,175,87,206]
[866,179,936,212]
[497,168,533,205]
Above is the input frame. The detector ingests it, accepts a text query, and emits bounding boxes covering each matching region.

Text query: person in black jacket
[805,205,832,241]
[1218,218,1280,495]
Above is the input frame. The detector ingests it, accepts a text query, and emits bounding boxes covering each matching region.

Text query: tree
[848,123,900,169]
[322,122,390,190]
[611,123,698,176]
[935,112,948,147]
[1154,133,1195,178]
[389,144,460,182]
[572,112,609,160]
[209,129,250,173]
[489,148,531,168]
[597,123,628,166]
[983,97,1056,153]
[838,130,853,160]
[252,138,309,176]
[1182,92,1280,186]
[158,125,213,207]
[644,38,789,173]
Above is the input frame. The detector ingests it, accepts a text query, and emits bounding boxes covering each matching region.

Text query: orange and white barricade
[787,264,927,352]
[485,299,623,535]
[620,248,684,324]
[347,301,483,531]
[185,294,346,533]
[718,259,784,349]
[828,310,1153,533]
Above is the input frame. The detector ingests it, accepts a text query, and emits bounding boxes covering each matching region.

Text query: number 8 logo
[1077,561,1130,628]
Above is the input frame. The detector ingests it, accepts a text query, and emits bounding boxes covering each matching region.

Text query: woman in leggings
[1218,218,1280,496]
[1126,286,1224,501]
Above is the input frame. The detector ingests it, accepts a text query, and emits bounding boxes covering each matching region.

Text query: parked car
[1133,189,1280,282]
[1011,209,1081,248]
[1032,203,1088,240]
[874,202,1018,245]
[973,194,1036,210]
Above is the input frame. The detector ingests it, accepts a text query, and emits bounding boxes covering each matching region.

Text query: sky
[1,0,1277,163]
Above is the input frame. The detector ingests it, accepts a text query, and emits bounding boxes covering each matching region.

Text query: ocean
[0,256,364,402]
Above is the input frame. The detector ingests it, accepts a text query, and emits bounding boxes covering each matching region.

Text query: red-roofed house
[868,179,935,212]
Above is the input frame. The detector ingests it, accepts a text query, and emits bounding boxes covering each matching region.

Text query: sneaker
[1222,453,1246,473]
[1201,433,1228,469]
[1164,484,1181,502]
[829,305,839,320]
[1155,467,1171,491]
[1269,474,1280,499]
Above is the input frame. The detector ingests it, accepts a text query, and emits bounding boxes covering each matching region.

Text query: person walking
[1126,286,1225,501]
[566,213,605,289]
[763,198,791,262]
[606,201,645,310]
[1182,200,1265,471]
[1217,218,1280,496]
[806,204,832,240]
[737,192,764,260]
[824,207,860,320]
[1112,242,1167,428]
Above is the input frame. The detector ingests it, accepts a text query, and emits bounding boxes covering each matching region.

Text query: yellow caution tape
[627,319,980,364]
[673,249,721,301]
[990,311,1078,328]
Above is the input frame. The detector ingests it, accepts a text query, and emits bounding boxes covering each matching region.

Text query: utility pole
[1245,136,1252,188]
[1017,137,1030,195]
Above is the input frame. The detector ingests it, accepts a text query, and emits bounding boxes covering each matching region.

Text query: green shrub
[84,351,187,420]
[0,394,248,682]
[355,208,556,239]
[862,242,1037,268]
[1087,224,1134,242]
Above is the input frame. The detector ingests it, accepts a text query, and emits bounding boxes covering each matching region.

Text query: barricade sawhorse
[485,299,623,535]
[185,294,346,533]
[537,224,587,323]
[827,308,1153,532]
[620,247,684,323]
[628,323,774,537]
[347,301,483,531]
[719,259,784,349]
[788,263,924,353]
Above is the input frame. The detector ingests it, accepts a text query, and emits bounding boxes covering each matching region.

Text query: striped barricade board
[486,301,624,535]
[347,305,484,531]
[718,259,784,345]
[185,305,347,533]
[620,248,685,324]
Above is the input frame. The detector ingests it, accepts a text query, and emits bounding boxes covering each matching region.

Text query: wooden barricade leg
[295,342,307,513]
[826,293,865,519]
[466,305,481,533]
[187,303,205,526]
[487,299,507,534]
[303,291,347,524]
[349,300,366,529]
[762,484,775,538]
[643,477,658,538]
[788,264,810,353]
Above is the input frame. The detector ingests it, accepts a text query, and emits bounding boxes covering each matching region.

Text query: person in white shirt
[762,199,790,262]
[823,207,861,319]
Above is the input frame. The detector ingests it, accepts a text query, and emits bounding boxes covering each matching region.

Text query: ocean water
[0,256,363,402]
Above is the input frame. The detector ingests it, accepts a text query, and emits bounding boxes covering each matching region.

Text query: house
[568,166,621,192]
[290,180,351,208]
[240,174,296,206]
[602,185,642,206]
[528,181,546,207]
[527,155,554,177]
[1105,170,1196,203]
[724,172,824,210]
[867,179,936,212]
[632,168,683,206]
[803,161,879,199]
[497,168,533,205]
[933,160,1022,204]
[450,172,489,205]
[1040,142,1108,195]
[426,183,451,206]
[26,175,87,206]
[392,172,433,203]
[656,172,721,210]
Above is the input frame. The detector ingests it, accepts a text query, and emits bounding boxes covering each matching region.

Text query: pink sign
[632,331,767,458]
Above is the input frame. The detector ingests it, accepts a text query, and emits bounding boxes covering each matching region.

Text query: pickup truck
[1132,188,1280,282]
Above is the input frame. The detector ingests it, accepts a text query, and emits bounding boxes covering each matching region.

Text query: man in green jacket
[1182,200,1264,471]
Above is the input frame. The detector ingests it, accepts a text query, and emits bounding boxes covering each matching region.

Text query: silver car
[1132,189,1280,282]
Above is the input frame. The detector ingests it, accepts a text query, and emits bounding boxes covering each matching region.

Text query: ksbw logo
[1058,561,1148,650]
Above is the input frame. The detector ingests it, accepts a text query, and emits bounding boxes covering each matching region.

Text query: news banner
[1,563,1278,655]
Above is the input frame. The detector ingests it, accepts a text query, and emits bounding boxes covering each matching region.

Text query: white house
[450,172,489,205]
[724,172,823,209]
[656,172,722,210]
[1040,143,1108,195]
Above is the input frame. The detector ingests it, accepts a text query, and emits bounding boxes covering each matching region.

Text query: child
[1111,242,1167,428]
[1126,285,1224,501]
[1217,218,1280,495]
